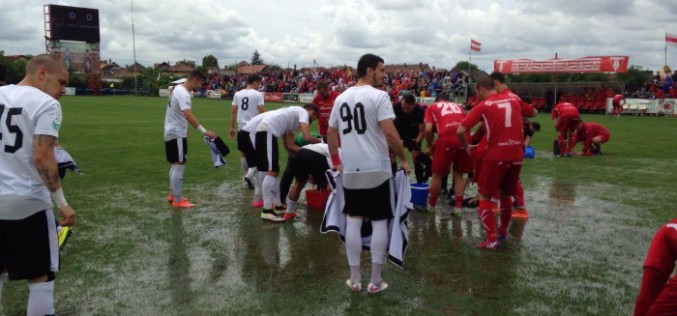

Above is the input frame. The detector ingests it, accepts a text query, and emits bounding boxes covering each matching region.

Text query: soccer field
[2,95,676,315]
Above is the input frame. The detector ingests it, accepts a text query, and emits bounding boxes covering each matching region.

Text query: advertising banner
[494,56,629,74]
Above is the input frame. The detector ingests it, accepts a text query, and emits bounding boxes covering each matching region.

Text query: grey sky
[1,0,676,72]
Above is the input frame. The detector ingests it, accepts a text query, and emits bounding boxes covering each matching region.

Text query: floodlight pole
[132,0,138,95]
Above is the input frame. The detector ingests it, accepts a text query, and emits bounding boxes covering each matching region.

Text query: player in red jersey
[457,77,536,250]
[634,218,677,316]
[312,82,340,141]
[612,94,626,117]
[489,71,540,218]
[574,122,610,156]
[424,93,472,216]
[551,102,580,157]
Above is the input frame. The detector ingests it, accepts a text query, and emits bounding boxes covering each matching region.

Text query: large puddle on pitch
[18,177,652,315]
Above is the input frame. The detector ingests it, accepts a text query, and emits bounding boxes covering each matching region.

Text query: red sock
[514,181,525,209]
[454,196,463,209]
[499,198,513,232]
[428,194,438,207]
[557,134,566,154]
[478,200,497,241]
[567,134,577,153]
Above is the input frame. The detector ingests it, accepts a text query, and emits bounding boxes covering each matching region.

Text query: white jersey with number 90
[329,85,395,189]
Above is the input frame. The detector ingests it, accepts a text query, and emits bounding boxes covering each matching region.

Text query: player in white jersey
[255,105,320,222]
[241,110,275,207]
[0,54,76,316]
[327,53,410,294]
[164,70,217,207]
[230,74,265,189]
[282,143,337,220]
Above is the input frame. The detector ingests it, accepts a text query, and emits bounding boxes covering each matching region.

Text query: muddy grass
[0,176,649,315]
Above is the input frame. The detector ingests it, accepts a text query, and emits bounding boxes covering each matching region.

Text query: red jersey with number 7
[461,93,528,161]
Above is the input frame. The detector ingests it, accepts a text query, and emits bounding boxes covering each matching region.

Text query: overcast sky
[1,0,676,72]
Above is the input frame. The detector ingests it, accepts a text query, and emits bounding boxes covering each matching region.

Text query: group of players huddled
[163,63,614,246]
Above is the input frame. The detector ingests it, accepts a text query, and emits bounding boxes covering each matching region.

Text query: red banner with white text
[263,92,283,102]
[494,56,629,74]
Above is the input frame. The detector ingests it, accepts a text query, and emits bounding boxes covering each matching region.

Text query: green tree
[452,61,479,72]
[202,54,219,69]
[616,65,652,93]
[251,50,264,65]
[176,59,196,68]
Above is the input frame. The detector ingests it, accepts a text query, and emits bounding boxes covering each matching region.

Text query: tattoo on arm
[34,135,60,192]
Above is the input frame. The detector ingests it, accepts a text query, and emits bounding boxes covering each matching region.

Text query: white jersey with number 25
[0,85,61,219]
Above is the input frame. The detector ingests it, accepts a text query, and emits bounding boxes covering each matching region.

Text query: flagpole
[466,41,471,103]
[665,33,668,66]
[131,0,138,95]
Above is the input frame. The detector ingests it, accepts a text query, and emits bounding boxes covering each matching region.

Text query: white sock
[273,177,282,206]
[370,219,389,284]
[285,197,298,214]
[246,167,256,178]
[170,165,185,202]
[27,281,55,316]
[346,216,363,284]
[256,171,266,194]
[262,175,277,209]
[0,272,7,301]
[240,157,248,174]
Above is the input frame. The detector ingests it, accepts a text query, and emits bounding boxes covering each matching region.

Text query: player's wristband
[331,153,341,166]
[51,188,68,208]
[197,125,207,134]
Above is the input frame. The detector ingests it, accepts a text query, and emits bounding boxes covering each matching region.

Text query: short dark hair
[357,54,384,78]
[402,94,416,105]
[435,92,450,102]
[317,82,329,89]
[531,122,541,131]
[489,71,506,84]
[304,103,318,113]
[188,70,206,81]
[247,74,261,85]
[475,76,495,90]
[25,54,64,75]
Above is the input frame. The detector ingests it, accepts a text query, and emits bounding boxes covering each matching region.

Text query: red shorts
[477,160,523,197]
[471,148,486,182]
[556,118,580,133]
[431,137,472,175]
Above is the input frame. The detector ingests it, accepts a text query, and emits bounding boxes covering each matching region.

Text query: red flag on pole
[666,33,677,44]
[471,39,481,52]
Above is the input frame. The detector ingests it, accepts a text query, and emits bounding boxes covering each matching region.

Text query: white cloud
[1,0,676,72]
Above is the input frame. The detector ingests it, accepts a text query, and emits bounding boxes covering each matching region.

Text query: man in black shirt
[394,94,430,182]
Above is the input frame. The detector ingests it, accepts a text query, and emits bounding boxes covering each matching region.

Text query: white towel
[320,169,412,268]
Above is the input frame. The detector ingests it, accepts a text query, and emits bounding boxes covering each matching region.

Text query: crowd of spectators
[198,65,677,104]
[629,70,677,99]
[198,66,470,103]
